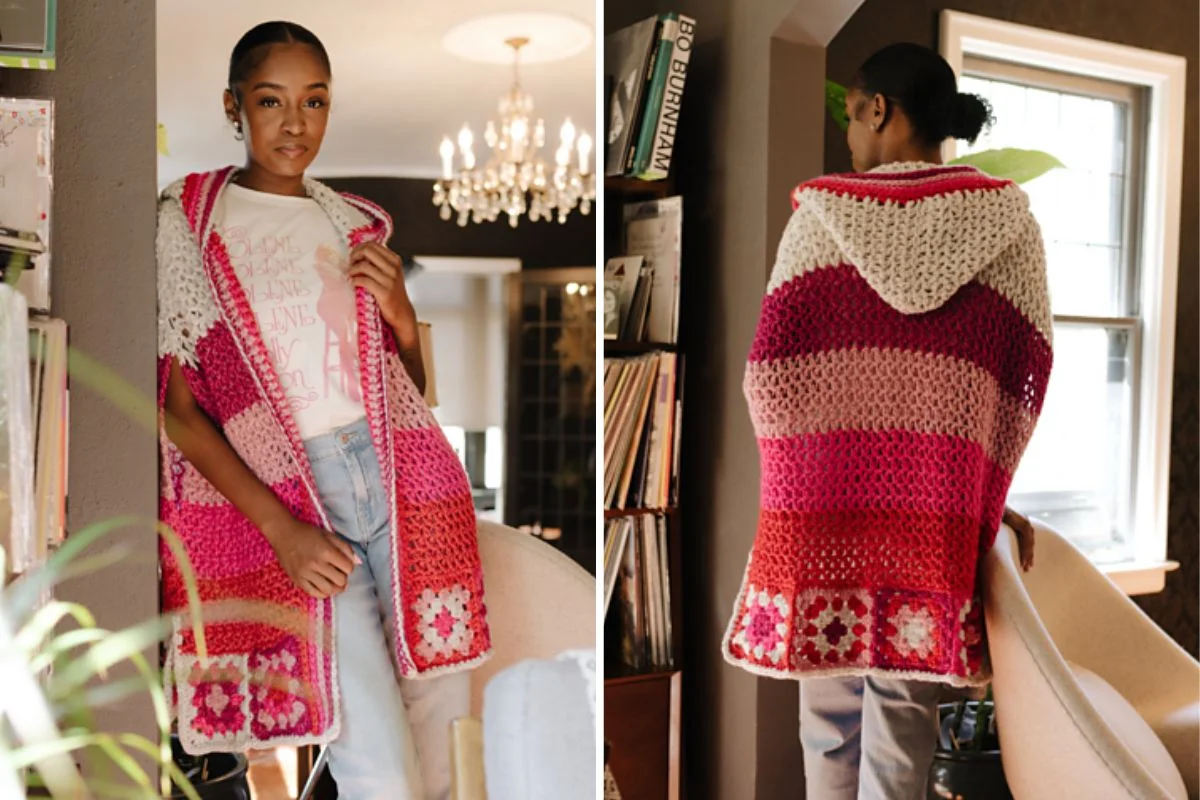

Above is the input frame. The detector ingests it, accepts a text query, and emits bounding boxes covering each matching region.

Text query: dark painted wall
[3,0,160,758]
[824,0,1199,658]
[323,176,595,269]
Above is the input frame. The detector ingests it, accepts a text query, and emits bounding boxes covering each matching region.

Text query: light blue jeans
[305,418,471,800]
[799,676,942,800]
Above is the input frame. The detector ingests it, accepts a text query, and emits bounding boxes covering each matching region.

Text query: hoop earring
[232,121,244,142]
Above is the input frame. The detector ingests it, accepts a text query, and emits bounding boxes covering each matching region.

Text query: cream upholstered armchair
[449,520,597,800]
[983,523,1199,799]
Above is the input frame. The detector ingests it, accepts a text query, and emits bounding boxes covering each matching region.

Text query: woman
[723,43,1050,799]
[157,21,490,799]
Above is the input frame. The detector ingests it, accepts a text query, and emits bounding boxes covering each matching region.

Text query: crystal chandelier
[433,37,595,228]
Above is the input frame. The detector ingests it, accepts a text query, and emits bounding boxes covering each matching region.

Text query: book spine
[623,18,666,176]
[637,15,695,181]
[630,15,677,178]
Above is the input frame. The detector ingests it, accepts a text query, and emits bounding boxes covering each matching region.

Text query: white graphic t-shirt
[214,183,365,441]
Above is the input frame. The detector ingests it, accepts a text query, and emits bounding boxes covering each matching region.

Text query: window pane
[1008,324,1136,562]
[485,425,504,490]
[959,74,1132,317]
[443,425,467,468]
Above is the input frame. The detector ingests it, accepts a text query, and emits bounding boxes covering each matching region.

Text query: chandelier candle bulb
[577,131,592,174]
[560,117,576,148]
[457,125,476,169]
[439,137,455,180]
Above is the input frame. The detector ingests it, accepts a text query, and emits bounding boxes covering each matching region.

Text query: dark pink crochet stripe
[748,265,1052,413]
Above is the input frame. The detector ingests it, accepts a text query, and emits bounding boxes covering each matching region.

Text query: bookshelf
[603,175,685,800]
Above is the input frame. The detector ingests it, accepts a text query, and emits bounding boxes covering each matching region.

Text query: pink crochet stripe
[179,464,227,507]
[745,348,1034,474]
[222,403,304,487]
[385,354,438,431]
[390,429,478,505]
[193,327,264,420]
[749,265,1052,407]
[167,503,280,579]
[757,429,1010,516]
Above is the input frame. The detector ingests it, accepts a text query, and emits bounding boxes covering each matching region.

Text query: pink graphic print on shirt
[223,226,361,414]
[314,243,361,403]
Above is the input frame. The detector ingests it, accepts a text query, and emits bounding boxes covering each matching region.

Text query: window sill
[1099,560,1180,596]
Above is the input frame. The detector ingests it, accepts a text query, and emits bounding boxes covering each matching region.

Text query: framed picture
[0,97,53,312]
[0,0,56,70]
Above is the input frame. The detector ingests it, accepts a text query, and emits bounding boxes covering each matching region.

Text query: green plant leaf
[826,80,849,132]
[119,734,201,800]
[157,521,207,661]
[157,123,170,157]
[16,600,97,653]
[53,617,173,692]
[949,148,1064,184]
[91,735,154,793]
[5,731,98,769]
[33,626,108,674]
[67,347,158,434]
[7,515,144,614]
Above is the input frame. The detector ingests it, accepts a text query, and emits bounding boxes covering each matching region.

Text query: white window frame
[940,11,1187,595]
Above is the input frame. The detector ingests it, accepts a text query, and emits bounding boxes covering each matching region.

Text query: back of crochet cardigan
[723,163,1052,687]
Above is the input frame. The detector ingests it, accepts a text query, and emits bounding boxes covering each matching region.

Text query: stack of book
[0,289,66,577]
[604,12,696,181]
[603,352,681,510]
[604,196,683,344]
[604,513,673,672]
[1,284,33,575]
[29,317,68,558]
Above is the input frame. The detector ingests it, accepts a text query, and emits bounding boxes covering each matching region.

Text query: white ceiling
[156,0,596,186]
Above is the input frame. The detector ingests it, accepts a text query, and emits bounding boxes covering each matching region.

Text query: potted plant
[928,686,1012,800]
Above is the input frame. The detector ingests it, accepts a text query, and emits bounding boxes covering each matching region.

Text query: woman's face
[225,43,331,180]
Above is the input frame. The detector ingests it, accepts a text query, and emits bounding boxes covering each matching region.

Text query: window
[941,12,1187,588]
[958,61,1142,562]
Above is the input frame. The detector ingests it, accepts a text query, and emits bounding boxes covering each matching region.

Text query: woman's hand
[1002,506,1036,572]
[262,516,360,599]
[348,242,417,337]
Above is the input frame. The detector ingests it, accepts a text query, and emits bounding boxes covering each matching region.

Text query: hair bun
[950,92,993,144]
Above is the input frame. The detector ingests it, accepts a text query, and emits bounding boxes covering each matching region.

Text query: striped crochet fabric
[157,167,491,754]
[723,163,1052,687]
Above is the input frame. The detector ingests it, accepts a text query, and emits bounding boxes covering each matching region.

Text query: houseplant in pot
[927,686,1012,800]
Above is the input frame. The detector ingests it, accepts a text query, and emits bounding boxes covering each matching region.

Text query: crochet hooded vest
[723,163,1053,687]
[157,167,491,753]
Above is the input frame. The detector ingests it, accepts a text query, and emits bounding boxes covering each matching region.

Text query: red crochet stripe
[794,167,1011,208]
[749,507,986,594]
[748,265,1052,411]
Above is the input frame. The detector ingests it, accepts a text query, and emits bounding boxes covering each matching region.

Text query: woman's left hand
[348,242,417,336]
